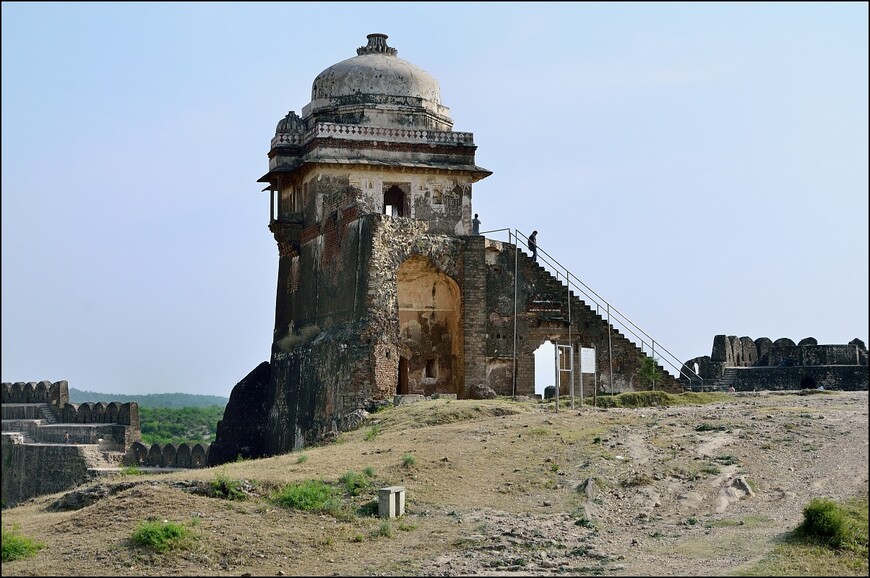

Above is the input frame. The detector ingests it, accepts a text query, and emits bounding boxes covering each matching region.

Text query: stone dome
[301,33,452,131]
[311,33,442,104]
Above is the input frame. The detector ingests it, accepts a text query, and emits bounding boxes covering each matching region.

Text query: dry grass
[1,392,867,576]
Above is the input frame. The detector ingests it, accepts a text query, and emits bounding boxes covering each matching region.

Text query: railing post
[512,229,518,398]
[607,304,613,395]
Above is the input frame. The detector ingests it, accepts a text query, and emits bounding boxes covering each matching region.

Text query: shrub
[339,470,370,496]
[271,480,336,512]
[798,499,857,549]
[402,453,417,468]
[295,453,308,464]
[2,525,44,562]
[130,520,192,552]
[363,466,376,478]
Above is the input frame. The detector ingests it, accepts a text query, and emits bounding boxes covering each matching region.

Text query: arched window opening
[384,185,405,217]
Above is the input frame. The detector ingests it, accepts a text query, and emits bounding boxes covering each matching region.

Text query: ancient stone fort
[207,33,693,465]
[4,35,866,504]
[1,381,211,507]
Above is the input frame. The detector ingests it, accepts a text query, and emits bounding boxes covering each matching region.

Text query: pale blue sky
[2,2,867,397]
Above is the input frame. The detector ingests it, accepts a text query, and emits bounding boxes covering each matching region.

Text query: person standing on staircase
[528,230,538,261]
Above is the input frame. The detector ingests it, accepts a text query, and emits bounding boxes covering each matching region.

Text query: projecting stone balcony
[272,122,475,148]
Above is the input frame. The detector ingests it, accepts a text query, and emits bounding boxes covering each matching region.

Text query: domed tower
[224,33,491,458]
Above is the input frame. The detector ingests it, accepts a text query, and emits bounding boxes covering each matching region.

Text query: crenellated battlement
[1,380,69,405]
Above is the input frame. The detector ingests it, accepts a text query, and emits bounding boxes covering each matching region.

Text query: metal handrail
[486,228,703,385]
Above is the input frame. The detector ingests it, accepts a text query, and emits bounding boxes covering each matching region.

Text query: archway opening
[397,256,461,395]
[800,375,816,389]
[384,185,405,217]
[534,341,556,399]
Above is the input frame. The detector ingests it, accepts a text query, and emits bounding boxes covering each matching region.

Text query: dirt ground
[2,390,867,576]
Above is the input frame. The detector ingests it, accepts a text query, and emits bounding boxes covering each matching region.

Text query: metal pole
[607,304,614,396]
[567,269,573,409]
[569,344,575,410]
[512,230,518,398]
[652,340,656,391]
[579,359,584,407]
[554,341,559,412]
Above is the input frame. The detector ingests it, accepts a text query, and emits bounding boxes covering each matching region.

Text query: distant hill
[68,388,228,408]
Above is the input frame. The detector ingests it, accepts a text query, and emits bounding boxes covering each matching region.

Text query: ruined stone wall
[2,441,89,507]
[682,335,868,387]
[732,366,869,391]
[767,344,864,367]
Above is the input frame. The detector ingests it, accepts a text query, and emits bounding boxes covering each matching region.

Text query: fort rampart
[2,380,211,508]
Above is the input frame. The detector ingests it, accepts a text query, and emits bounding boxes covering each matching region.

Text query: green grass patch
[119,465,148,476]
[595,390,731,409]
[402,453,416,468]
[295,453,308,464]
[210,470,249,500]
[339,470,370,496]
[370,398,531,432]
[2,525,44,562]
[270,479,338,512]
[130,520,194,552]
[364,424,381,441]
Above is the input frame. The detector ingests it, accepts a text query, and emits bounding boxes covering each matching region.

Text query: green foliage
[339,470,370,496]
[596,390,731,409]
[364,424,381,441]
[2,525,44,562]
[363,466,376,478]
[798,498,867,550]
[119,465,147,476]
[374,521,393,538]
[402,453,416,468]
[69,388,227,408]
[130,520,193,552]
[295,453,308,464]
[270,480,337,512]
[638,356,663,388]
[210,470,248,500]
[138,405,224,444]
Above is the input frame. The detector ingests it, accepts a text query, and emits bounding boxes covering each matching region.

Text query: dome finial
[357,33,397,56]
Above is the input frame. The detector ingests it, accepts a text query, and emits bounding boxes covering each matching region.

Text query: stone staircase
[519,249,682,391]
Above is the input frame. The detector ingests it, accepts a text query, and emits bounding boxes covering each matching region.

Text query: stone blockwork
[681,336,869,391]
